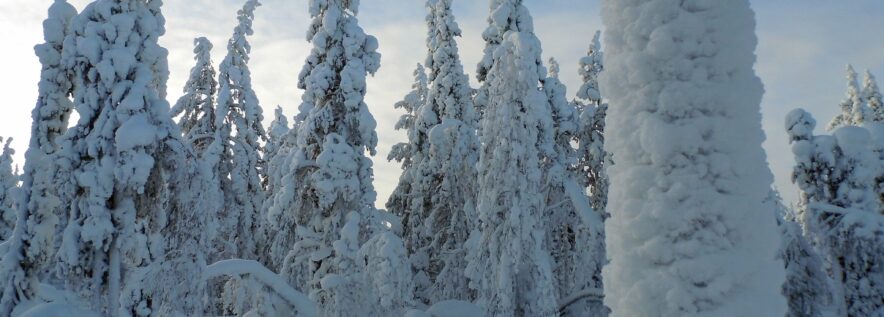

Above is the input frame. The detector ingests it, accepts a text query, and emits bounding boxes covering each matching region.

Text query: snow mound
[424,300,484,317]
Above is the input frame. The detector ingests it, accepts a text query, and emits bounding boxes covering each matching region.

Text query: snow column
[599,0,787,316]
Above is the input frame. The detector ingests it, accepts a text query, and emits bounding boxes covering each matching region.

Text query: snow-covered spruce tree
[788,112,884,315]
[575,31,609,211]
[770,191,834,317]
[863,70,883,123]
[211,0,266,262]
[0,138,17,240]
[269,0,382,315]
[51,0,196,315]
[387,0,480,305]
[257,106,290,267]
[385,63,431,302]
[171,37,217,155]
[465,9,558,317]
[0,1,77,314]
[264,106,290,180]
[829,65,869,131]
[474,0,535,123]
[828,127,883,316]
[544,59,608,317]
[540,58,580,300]
[386,64,426,174]
[600,0,787,315]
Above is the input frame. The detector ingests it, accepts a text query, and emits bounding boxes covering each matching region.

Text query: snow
[205,259,317,316]
[425,300,484,317]
[18,303,100,317]
[600,0,787,315]
[115,114,157,152]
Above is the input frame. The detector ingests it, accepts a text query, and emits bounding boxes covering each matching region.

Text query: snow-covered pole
[599,0,787,315]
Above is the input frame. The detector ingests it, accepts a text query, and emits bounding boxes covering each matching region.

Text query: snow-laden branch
[558,287,604,313]
[204,259,317,316]
[563,177,603,229]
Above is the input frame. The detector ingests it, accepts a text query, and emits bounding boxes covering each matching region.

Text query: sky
[0,0,883,209]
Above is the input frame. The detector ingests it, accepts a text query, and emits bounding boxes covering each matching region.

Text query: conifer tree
[387,0,479,305]
[465,2,558,315]
[0,138,17,240]
[787,108,884,316]
[52,0,192,314]
[212,0,266,261]
[772,192,834,317]
[0,1,77,314]
[829,65,869,131]
[265,106,290,178]
[270,0,382,314]
[575,31,609,211]
[474,0,534,122]
[257,106,290,267]
[567,33,611,316]
[862,70,883,123]
[171,37,218,155]
[600,0,787,315]
[541,58,581,301]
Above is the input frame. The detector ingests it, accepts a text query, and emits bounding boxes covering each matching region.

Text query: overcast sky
[1,0,883,208]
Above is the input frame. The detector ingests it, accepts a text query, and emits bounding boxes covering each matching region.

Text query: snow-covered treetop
[171,37,217,151]
[62,0,176,194]
[577,31,603,104]
[297,0,381,155]
[388,64,427,168]
[829,65,868,130]
[0,138,16,202]
[269,106,290,140]
[32,0,77,155]
[786,108,817,142]
[544,57,577,161]
[216,0,266,145]
[425,0,475,125]
[309,0,362,16]
[0,137,16,238]
[476,0,536,84]
[863,69,883,122]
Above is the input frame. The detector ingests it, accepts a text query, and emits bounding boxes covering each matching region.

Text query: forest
[0,0,882,316]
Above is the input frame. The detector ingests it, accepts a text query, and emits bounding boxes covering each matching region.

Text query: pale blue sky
[1,1,882,208]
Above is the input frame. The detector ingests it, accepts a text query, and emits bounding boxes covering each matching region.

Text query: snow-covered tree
[212,0,266,262]
[53,0,191,315]
[171,37,217,155]
[599,0,787,315]
[359,231,414,316]
[541,58,580,300]
[465,3,558,314]
[543,59,608,317]
[256,106,291,267]
[265,106,290,178]
[387,0,479,305]
[0,138,17,240]
[0,1,77,314]
[575,31,609,212]
[269,0,381,315]
[769,191,835,317]
[474,0,534,122]
[385,63,432,303]
[829,65,869,131]
[863,70,883,123]
[386,64,426,173]
[577,31,603,106]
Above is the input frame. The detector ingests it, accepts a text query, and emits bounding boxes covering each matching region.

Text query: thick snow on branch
[205,259,317,316]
